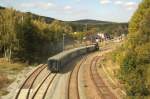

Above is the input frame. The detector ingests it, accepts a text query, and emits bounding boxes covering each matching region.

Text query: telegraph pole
[62,33,65,51]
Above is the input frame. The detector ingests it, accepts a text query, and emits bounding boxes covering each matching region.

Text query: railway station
[1,0,149,99]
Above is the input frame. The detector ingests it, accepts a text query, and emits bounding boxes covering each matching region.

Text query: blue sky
[0,0,141,22]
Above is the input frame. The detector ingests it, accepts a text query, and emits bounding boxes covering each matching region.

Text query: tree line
[112,0,150,97]
[69,22,128,38]
[0,8,72,64]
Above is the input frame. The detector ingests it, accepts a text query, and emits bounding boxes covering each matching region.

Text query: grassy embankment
[98,39,125,90]
[99,39,150,98]
[0,58,30,96]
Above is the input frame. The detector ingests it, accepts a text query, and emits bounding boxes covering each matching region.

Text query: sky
[0,0,142,22]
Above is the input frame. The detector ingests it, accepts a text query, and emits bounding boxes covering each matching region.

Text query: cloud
[64,5,72,10]
[20,2,55,10]
[114,0,123,5]
[63,6,73,14]
[100,0,111,4]
[125,1,137,6]
[108,0,138,11]
[124,1,138,10]
[19,2,74,15]
[99,0,138,10]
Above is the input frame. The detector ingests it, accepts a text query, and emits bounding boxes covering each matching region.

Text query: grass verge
[0,58,28,96]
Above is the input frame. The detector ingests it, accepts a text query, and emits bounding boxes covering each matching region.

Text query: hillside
[0,6,114,25]
[0,5,128,38]
[25,14,114,25]
[25,12,55,23]
[68,19,113,25]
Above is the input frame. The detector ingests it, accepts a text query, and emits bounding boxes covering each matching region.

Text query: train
[47,43,99,72]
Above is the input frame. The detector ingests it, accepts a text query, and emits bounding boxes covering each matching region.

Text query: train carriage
[48,44,99,72]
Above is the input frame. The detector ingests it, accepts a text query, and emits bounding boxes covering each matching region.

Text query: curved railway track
[15,63,57,99]
[15,64,47,99]
[67,56,87,99]
[31,73,57,99]
[90,56,117,99]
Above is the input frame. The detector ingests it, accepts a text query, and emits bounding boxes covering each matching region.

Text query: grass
[0,59,26,77]
[147,65,150,93]
[99,40,150,98]
[0,74,11,96]
[0,58,28,96]
[98,40,121,81]
[100,59,120,80]
[98,39,123,79]
[0,90,9,96]
[98,39,126,93]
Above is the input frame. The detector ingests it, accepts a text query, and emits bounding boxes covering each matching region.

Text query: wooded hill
[0,7,73,64]
[67,19,112,25]
[0,6,128,64]
[23,11,128,37]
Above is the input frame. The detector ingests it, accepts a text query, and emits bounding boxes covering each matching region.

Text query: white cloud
[64,5,72,10]
[47,3,54,7]
[124,1,138,10]
[125,1,136,6]
[114,0,123,5]
[99,0,138,11]
[63,6,73,14]
[100,0,111,4]
[20,2,55,10]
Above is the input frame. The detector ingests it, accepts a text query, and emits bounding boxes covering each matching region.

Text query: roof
[48,45,94,60]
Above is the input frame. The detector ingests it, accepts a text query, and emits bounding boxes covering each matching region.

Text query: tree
[0,8,74,64]
[129,0,150,34]
[118,0,150,96]
[0,8,17,61]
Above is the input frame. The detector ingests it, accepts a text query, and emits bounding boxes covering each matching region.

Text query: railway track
[31,73,56,99]
[14,64,57,99]
[67,56,87,99]
[15,64,47,99]
[90,56,117,99]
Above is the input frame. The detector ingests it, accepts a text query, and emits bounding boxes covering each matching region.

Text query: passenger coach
[48,44,99,72]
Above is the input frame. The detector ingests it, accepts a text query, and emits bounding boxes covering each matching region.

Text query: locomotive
[47,44,99,72]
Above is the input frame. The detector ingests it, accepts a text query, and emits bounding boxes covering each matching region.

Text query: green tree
[129,0,150,34]
[0,8,73,64]
[0,8,17,61]
[118,0,150,96]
